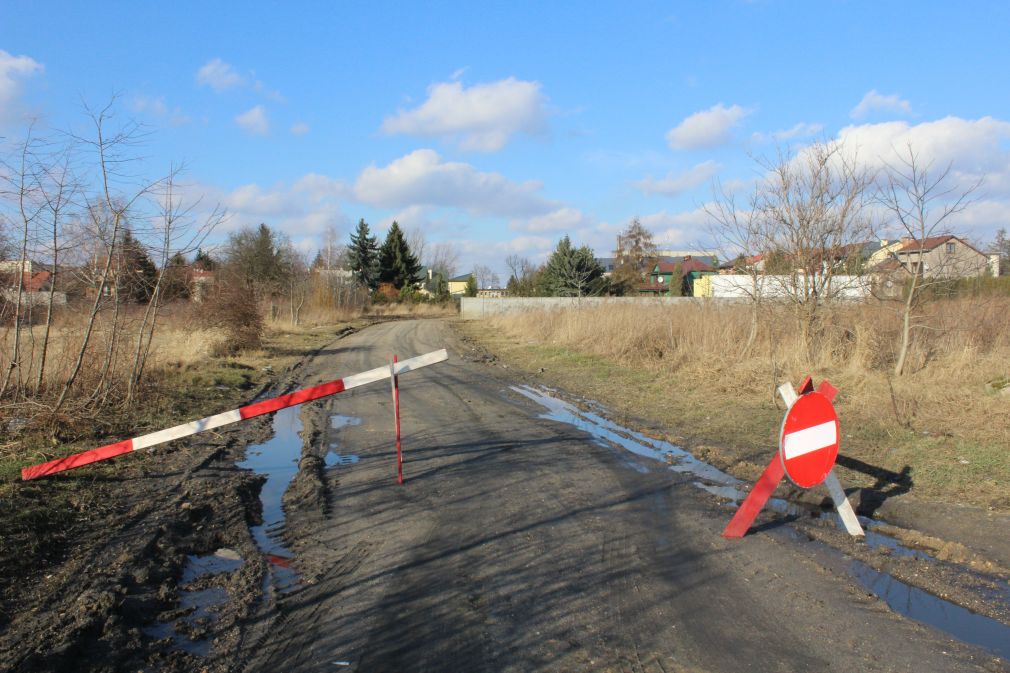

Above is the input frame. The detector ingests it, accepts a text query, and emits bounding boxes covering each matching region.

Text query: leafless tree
[472,264,497,289]
[428,241,460,279]
[405,225,427,268]
[874,144,981,376]
[704,180,769,354]
[757,142,874,347]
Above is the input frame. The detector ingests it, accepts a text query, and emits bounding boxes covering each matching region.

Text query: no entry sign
[779,390,839,488]
[723,377,863,539]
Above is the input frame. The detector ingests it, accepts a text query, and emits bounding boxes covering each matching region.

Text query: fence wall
[460,296,697,320]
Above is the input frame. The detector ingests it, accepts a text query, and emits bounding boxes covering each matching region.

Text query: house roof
[653,257,714,276]
[895,235,955,254]
[449,273,472,282]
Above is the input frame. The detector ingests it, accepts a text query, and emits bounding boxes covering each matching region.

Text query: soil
[0,317,1007,672]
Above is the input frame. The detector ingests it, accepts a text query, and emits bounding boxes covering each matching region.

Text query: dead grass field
[462,298,1010,510]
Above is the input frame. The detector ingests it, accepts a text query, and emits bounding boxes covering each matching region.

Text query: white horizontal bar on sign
[783,420,837,460]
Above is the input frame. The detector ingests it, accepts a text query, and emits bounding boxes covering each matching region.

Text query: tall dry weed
[487,297,1010,444]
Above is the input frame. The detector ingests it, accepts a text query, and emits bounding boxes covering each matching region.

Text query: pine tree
[378,221,422,289]
[162,251,191,301]
[194,247,217,270]
[612,217,657,295]
[119,229,158,303]
[543,236,605,297]
[464,273,478,297]
[347,218,379,289]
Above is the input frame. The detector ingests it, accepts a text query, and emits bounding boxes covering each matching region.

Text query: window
[946,242,955,254]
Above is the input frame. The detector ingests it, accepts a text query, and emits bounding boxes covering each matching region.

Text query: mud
[0,324,364,672]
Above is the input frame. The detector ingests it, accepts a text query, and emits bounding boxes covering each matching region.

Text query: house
[638,256,715,296]
[447,273,473,296]
[476,288,508,298]
[0,261,68,306]
[877,235,989,279]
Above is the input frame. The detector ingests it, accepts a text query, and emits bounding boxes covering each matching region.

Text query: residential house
[638,256,715,296]
[877,235,989,279]
[447,273,473,296]
[476,288,508,298]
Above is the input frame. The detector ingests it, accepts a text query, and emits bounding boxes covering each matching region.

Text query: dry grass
[475,297,1010,508]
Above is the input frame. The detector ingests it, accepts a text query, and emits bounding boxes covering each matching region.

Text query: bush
[199,283,264,354]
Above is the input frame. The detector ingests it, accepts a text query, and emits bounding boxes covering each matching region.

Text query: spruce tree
[119,229,158,303]
[542,236,605,297]
[378,221,422,289]
[347,218,379,289]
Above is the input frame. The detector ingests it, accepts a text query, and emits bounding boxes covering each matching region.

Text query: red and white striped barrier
[22,349,448,481]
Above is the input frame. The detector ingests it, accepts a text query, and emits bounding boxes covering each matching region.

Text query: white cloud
[640,207,711,245]
[0,49,43,119]
[510,207,590,233]
[666,103,751,150]
[850,89,912,119]
[290,121,310,136]
[189,174,349,241]
[353,149,555,217]
[381,77,549,152]
[235,105,269,135]
[196,58,245,91]
[753,122,824,143]
[129,95,191,126]
[291,173,349,201]
[634,160,720,196]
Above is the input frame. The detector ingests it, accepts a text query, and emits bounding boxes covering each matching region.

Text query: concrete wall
[695,274,871,299]
[461,296,697,320]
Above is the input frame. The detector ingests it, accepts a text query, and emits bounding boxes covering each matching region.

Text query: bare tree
[472,264,496,289]
[321,222,341,270]
[428,242,459,279]
[874,144,981,376]
[405,225,427,269]
[704,181,769,354]
[756,142,874,347]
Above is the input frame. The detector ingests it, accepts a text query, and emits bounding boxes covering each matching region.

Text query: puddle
[331,414,363,430]
[143,587,229,657]
[511,385,738,487]
[237,405,302,593]
[851,560,1010,660]
[513,384,933,556]
[181,548,244,584]
[326,451,360,468]
[513,384,1010,658]
[327,414,363,468]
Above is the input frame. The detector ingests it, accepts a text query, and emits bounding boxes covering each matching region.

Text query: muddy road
[4,318,1008,672]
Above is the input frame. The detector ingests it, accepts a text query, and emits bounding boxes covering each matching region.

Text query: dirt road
[235,319,1003,672]
[3,318,1005,672]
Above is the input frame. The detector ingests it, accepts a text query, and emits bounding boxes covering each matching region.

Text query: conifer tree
[378,221,421,289]
[119,228,158,303]
[347,218,379,289]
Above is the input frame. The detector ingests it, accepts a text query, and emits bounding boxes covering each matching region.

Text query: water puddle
[181,548,244,584]
[327,415,363,468]
[512,384,1010,659]
[237,405,302,593]
[851,560,1010,660]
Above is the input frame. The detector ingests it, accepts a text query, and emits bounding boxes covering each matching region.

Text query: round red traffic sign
[779,391,839,488]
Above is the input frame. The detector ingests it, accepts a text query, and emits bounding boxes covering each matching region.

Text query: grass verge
[458,307,1010,512]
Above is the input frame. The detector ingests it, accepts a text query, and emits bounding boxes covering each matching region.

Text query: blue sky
[2,1,1009,277]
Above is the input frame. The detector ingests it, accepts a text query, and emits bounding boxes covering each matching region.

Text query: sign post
[722,377,864,538]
